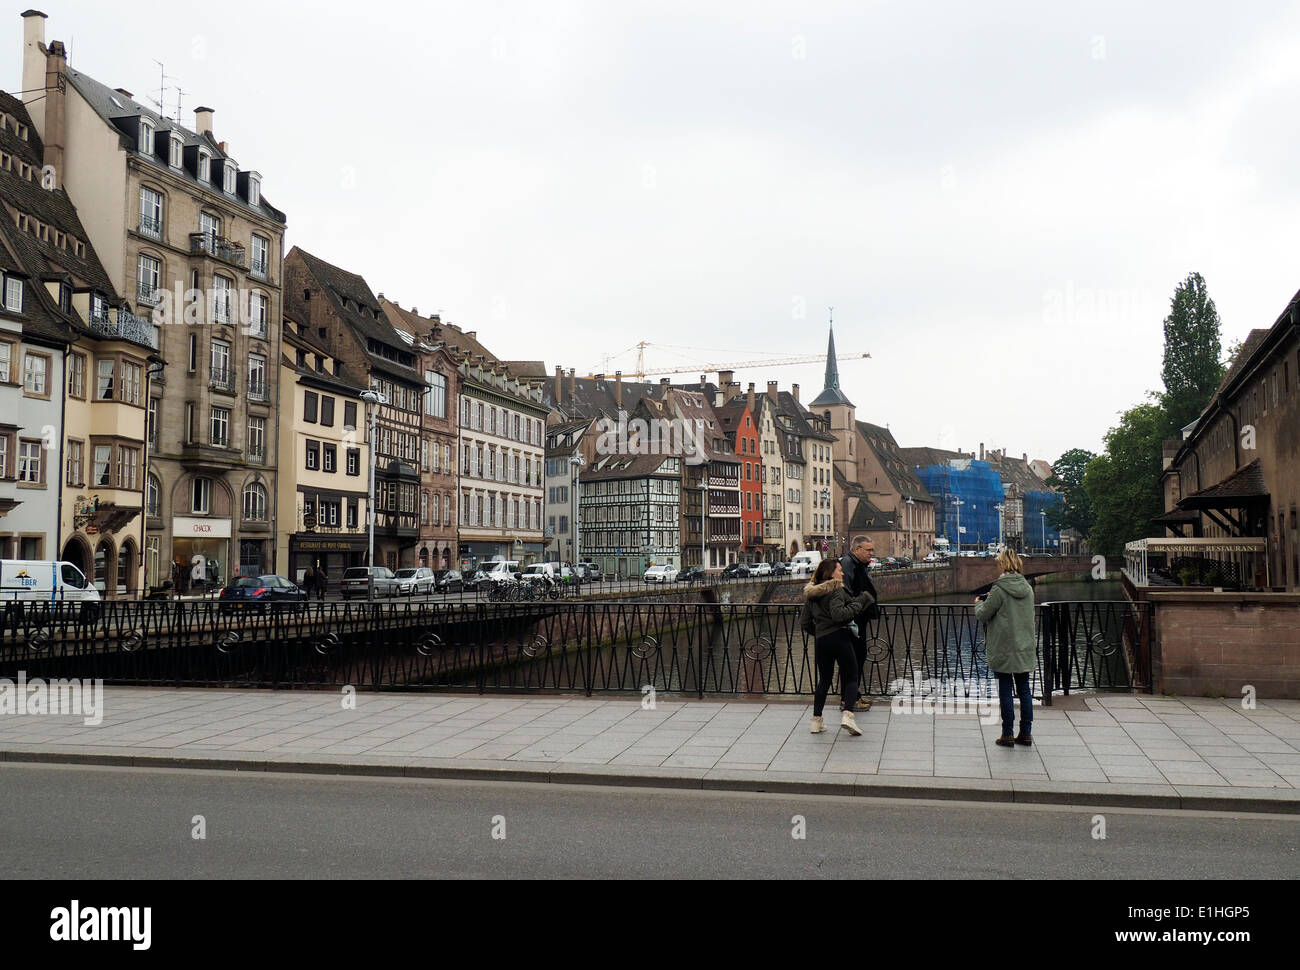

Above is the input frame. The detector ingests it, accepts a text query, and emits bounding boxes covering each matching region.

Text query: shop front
[290,535,369,588]
[172,516,232,592]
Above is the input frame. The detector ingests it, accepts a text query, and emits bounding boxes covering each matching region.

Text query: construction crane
[583,342,870,381]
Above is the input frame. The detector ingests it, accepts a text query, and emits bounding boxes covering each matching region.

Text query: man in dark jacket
[839,536,879,710]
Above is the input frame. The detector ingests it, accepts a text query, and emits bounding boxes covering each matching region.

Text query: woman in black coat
[802,558,874,736]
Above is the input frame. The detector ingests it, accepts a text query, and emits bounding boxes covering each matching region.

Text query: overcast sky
[10,1,1300,463]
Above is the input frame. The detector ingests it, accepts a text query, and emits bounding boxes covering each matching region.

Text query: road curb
[4,747,1299,814]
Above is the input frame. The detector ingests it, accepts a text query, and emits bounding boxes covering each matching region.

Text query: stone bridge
[954,554,1097,593]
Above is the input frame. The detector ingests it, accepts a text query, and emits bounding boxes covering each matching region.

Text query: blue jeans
[996,672,1033,736]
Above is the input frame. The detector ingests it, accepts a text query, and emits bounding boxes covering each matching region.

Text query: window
[346,448,360,476]
[18,440,42,484]
[199,211,221,248]
[249,291,269,337]
[248,355,267,400]
[212,276,232,324]
[248,417,266,461]
[3,277,21,313]
[306,439,320,470]
[243,482,267,521]
[138,119,154,154]
[0,341,11,382]
[67,352,85,398]
[66,440,83,486]
[169,135,183,168]
[198,150,211,183]
[344,401,357,430]
[223,161,237,194]
[303,391,318,423]
[320,396,335,427]
[347,500,358,529]
[192,477,212,515]
[91,444,112,487]
[425,371,447,418]
[323,443,337,473]
[116,446,140,490]
[248,175,261,207]
[136,253,160,303]
[147,474,161,517]
[23,353,47,395]
[210,407,230,446]
[121,360,142,405]
[251,235,270,278]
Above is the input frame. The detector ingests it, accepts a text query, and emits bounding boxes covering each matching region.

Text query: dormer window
[198,150,211,183]
[169,134,183,168]
[138,119,154,155]
[223,162,237,194]
[248,174,261,207]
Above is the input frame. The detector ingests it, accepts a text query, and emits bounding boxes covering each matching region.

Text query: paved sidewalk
[2,688,1300,813]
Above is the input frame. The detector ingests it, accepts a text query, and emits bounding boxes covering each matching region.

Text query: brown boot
[1015,734,1033,746]
[995,735,1015,747]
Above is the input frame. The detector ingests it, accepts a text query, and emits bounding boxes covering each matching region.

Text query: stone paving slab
[1,687,1299,813]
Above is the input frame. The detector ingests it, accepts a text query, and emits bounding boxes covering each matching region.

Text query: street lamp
[905,496,915,560]
[360,389,384,603]
[1040,509,1047,555]
[994,503,1005,550]
[953,497,965,555]
[569,453,585,567]
[820,488,830,553]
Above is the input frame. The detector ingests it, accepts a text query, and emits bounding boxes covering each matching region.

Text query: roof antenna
[149,60,177,119]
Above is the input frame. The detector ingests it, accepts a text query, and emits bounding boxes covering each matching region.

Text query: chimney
[980,443,985,461]
[615,371,623,409]
[114,88,133,100]
[467,331,477,340]
[718,370,734,388]
[699,374,707,389]
[747,383,756,413]
[41,39,68,187]
[568,369,576,406]
[194,106,215,137]
[554,365,564,406]
[1022,453,1028,463]
[659,378,670,396]
[22,12,47,122]
[412,307,418,316]
[767,381,779,403]
[792,384,800,404]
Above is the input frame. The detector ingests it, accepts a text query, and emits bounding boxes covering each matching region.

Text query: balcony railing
[247,380,269,402]
[138,215,162,239]
[190,232,247,270]
[210,367,235,392]
[136,284,162,307]
[248,448,266,465]
[89,307,158,350]
[250,258,270,280]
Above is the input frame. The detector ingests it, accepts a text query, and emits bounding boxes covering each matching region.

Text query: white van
[521,562,571,584]
[788,551,824,578]
[1,561,101,603]
[484,561,521,582]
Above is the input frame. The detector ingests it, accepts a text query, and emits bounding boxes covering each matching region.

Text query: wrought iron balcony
[247,380,269,402]
[89,307,158,350]
[136,284,162,308]
[138,214,163,239]
[248,448,266,465]
[189,232,248,270]
[210,367,235,392]
[250,258,270,280]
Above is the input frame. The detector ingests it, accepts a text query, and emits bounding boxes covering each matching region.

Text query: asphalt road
[2,764,1296,879]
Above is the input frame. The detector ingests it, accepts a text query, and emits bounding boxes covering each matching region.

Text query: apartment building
[22,13,287,585]
[579,454,682,577]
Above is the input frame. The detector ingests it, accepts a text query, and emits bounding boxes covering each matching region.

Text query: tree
[1160,272,1225,437]
[1045,448,1097,536]
[1083,404,1166,557]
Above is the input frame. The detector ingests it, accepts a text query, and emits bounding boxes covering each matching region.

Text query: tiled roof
[1179,459,1268,509]
[583,453,679,481]
[857,422,933,502]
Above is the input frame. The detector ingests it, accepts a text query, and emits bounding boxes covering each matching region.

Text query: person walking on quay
[314,563,328,601]
[802,558,876,737]
[838,535,880,711]
[975,548,1037,747]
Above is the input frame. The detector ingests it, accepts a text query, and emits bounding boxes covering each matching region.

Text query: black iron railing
[0,600,1150,699]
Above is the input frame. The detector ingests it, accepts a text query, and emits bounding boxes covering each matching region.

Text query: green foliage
[1160,272,1226,437]
[1083,404,1167,557]
[1046,448,1097,536]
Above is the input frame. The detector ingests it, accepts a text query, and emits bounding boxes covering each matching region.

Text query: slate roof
[62,67,286,225]
[1179,459,1267,508]
[549,375,662,421]
[856,422,933,503]
[583,453,679,482]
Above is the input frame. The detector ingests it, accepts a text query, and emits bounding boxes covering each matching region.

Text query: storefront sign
[296,539,364,552]
[173,517,233,539]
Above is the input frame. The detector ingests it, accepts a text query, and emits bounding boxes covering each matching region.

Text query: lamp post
[994,503,1005,550]
[569,453,585,567]
[1040,509,1047,555]
[820,488,830,553]
[906,496,915,560]
[953,497,965,555]
[360,389,384,602]
[701,468,709,570]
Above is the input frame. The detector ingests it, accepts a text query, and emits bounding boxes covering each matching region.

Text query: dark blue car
[219,575,307,612]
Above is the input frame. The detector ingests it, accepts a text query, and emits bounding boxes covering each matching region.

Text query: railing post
[1041,604,1054,707]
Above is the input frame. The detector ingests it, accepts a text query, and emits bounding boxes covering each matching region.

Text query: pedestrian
[975,548,1037,747]
[801,557,875,737]
[314,563,328,601]
[170,559,183,599]
[838,535,880,711]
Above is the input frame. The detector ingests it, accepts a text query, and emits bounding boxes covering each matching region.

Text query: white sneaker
[810,716,826,734]
[840,710,862,736]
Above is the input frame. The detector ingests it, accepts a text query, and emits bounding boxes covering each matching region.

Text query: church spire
[824,311,840,391]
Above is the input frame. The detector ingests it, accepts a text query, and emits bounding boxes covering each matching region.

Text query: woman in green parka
[975,548,1037,747]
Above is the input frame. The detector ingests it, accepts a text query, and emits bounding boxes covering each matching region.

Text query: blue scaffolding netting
[914,460,1063,551]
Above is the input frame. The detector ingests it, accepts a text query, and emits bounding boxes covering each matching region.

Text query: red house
[715,401,764,562]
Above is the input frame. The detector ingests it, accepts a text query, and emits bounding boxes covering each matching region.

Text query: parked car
[577,561,603,581]
[219,575,306,612]
[923,552,944,563]
[460,569,492,591]
[749,562,773,577]
[771,561,791,577]
[644,565,679,583]
[721,563,752,579]
[1,560,100,604]
[521,562,572,584]
[788,551,823,578]
[868,558,886,571]
[341,566,400,599]
[676,566,704,583]
[894,557,912,569]
[484,561,522,582]
[434,570,463,593]
[394,567,438,595]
